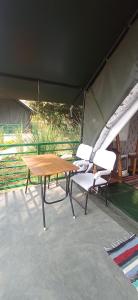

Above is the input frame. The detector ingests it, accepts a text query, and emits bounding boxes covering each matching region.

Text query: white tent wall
[119,123,130,143]
[93,84,138,153]
[83,19,138,152]
[124,111,138,154]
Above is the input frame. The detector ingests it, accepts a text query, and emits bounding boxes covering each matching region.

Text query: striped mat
[105,233,138,292]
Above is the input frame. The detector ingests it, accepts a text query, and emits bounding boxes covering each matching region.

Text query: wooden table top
[22,154,78,176]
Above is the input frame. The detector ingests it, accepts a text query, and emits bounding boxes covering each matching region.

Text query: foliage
[30,121,59,153]
[35,120,79,139]
[11,124,24,153]
[0,129,4,144]
[29,118,80,155]
[29,101,82,130]
[14,127,24,144]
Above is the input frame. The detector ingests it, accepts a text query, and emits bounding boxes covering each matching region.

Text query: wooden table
[23,154,78,230]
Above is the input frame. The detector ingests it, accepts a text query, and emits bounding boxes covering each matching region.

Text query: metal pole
[80,90,86,143]
[41,176,47,230]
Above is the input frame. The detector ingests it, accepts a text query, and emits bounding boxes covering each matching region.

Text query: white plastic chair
[48,143,93,188]
[61,143,93,172]
[72,143,93,173]
[69,149,116,217]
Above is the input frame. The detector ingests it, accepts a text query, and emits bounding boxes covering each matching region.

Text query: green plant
[13,124,24,153]
[63,127,80,155]
[14,123,24,143]
[0,129,4,144]
[30,121,61,153]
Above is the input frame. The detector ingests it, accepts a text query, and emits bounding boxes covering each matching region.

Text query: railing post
[37,143,41,183]
[37,143,40,155]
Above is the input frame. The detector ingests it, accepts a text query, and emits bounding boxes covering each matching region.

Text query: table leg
[69,179,76,219]
[40,176,47,230]
[65,172,69,196]
[40,172,72,230]
[25,169,30,194]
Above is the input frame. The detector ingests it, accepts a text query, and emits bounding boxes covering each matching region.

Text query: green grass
[106,183,138,222]
[0,117,80,190]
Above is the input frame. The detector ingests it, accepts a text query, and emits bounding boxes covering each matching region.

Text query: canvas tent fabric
[92,84,138,153]
[0,1,137,103]
[0,77,81,105]
[125,112,138,154]
[0,99,33,129]
[83,19,138,152]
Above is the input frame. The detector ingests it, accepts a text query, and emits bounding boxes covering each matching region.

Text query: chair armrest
[85,162,93,173]
[73,160,89,172]
[94,169,111,179]
[121,154,128,158]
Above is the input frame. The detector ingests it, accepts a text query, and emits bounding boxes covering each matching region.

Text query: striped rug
[105,233,138,292]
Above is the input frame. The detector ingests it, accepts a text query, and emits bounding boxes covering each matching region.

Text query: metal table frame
[24,157,76,230]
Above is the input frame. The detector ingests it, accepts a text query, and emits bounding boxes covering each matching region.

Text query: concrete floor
[0,183,138,300]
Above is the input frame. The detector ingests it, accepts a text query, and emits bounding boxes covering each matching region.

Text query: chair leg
[100,187,108,206]
[85,192,89,215]
[105,195,108,206]
[69,180,76,219]
[104,187,108,206]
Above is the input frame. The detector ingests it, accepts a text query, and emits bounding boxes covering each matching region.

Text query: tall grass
[31,121,60,153]
[14,123,24,144]
[0,129,4,144]
[0,117,80,155]
[31,120,80,155]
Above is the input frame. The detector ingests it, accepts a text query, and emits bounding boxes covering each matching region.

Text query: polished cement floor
[0,182,138,300]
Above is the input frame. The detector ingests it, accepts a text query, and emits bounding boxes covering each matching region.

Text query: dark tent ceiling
[0,1,137,103]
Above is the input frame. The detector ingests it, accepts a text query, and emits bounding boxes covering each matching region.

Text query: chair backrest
[76,143,93,160]
[93,149,116,171]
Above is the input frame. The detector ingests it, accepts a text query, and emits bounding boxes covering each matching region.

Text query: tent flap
[93,84,138,153]
[83,19,138,148]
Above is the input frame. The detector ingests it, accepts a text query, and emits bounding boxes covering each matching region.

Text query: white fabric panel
[119,123,130,141]
[93,83,138,152]
[83,19,138,148]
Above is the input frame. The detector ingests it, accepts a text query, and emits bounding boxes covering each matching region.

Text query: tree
[29,101,82,129]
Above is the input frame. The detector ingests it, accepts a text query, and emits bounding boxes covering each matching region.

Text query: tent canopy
[0,0,137,103]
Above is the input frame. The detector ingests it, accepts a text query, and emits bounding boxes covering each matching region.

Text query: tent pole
[80,90,86,143]
[37,80,40,102]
